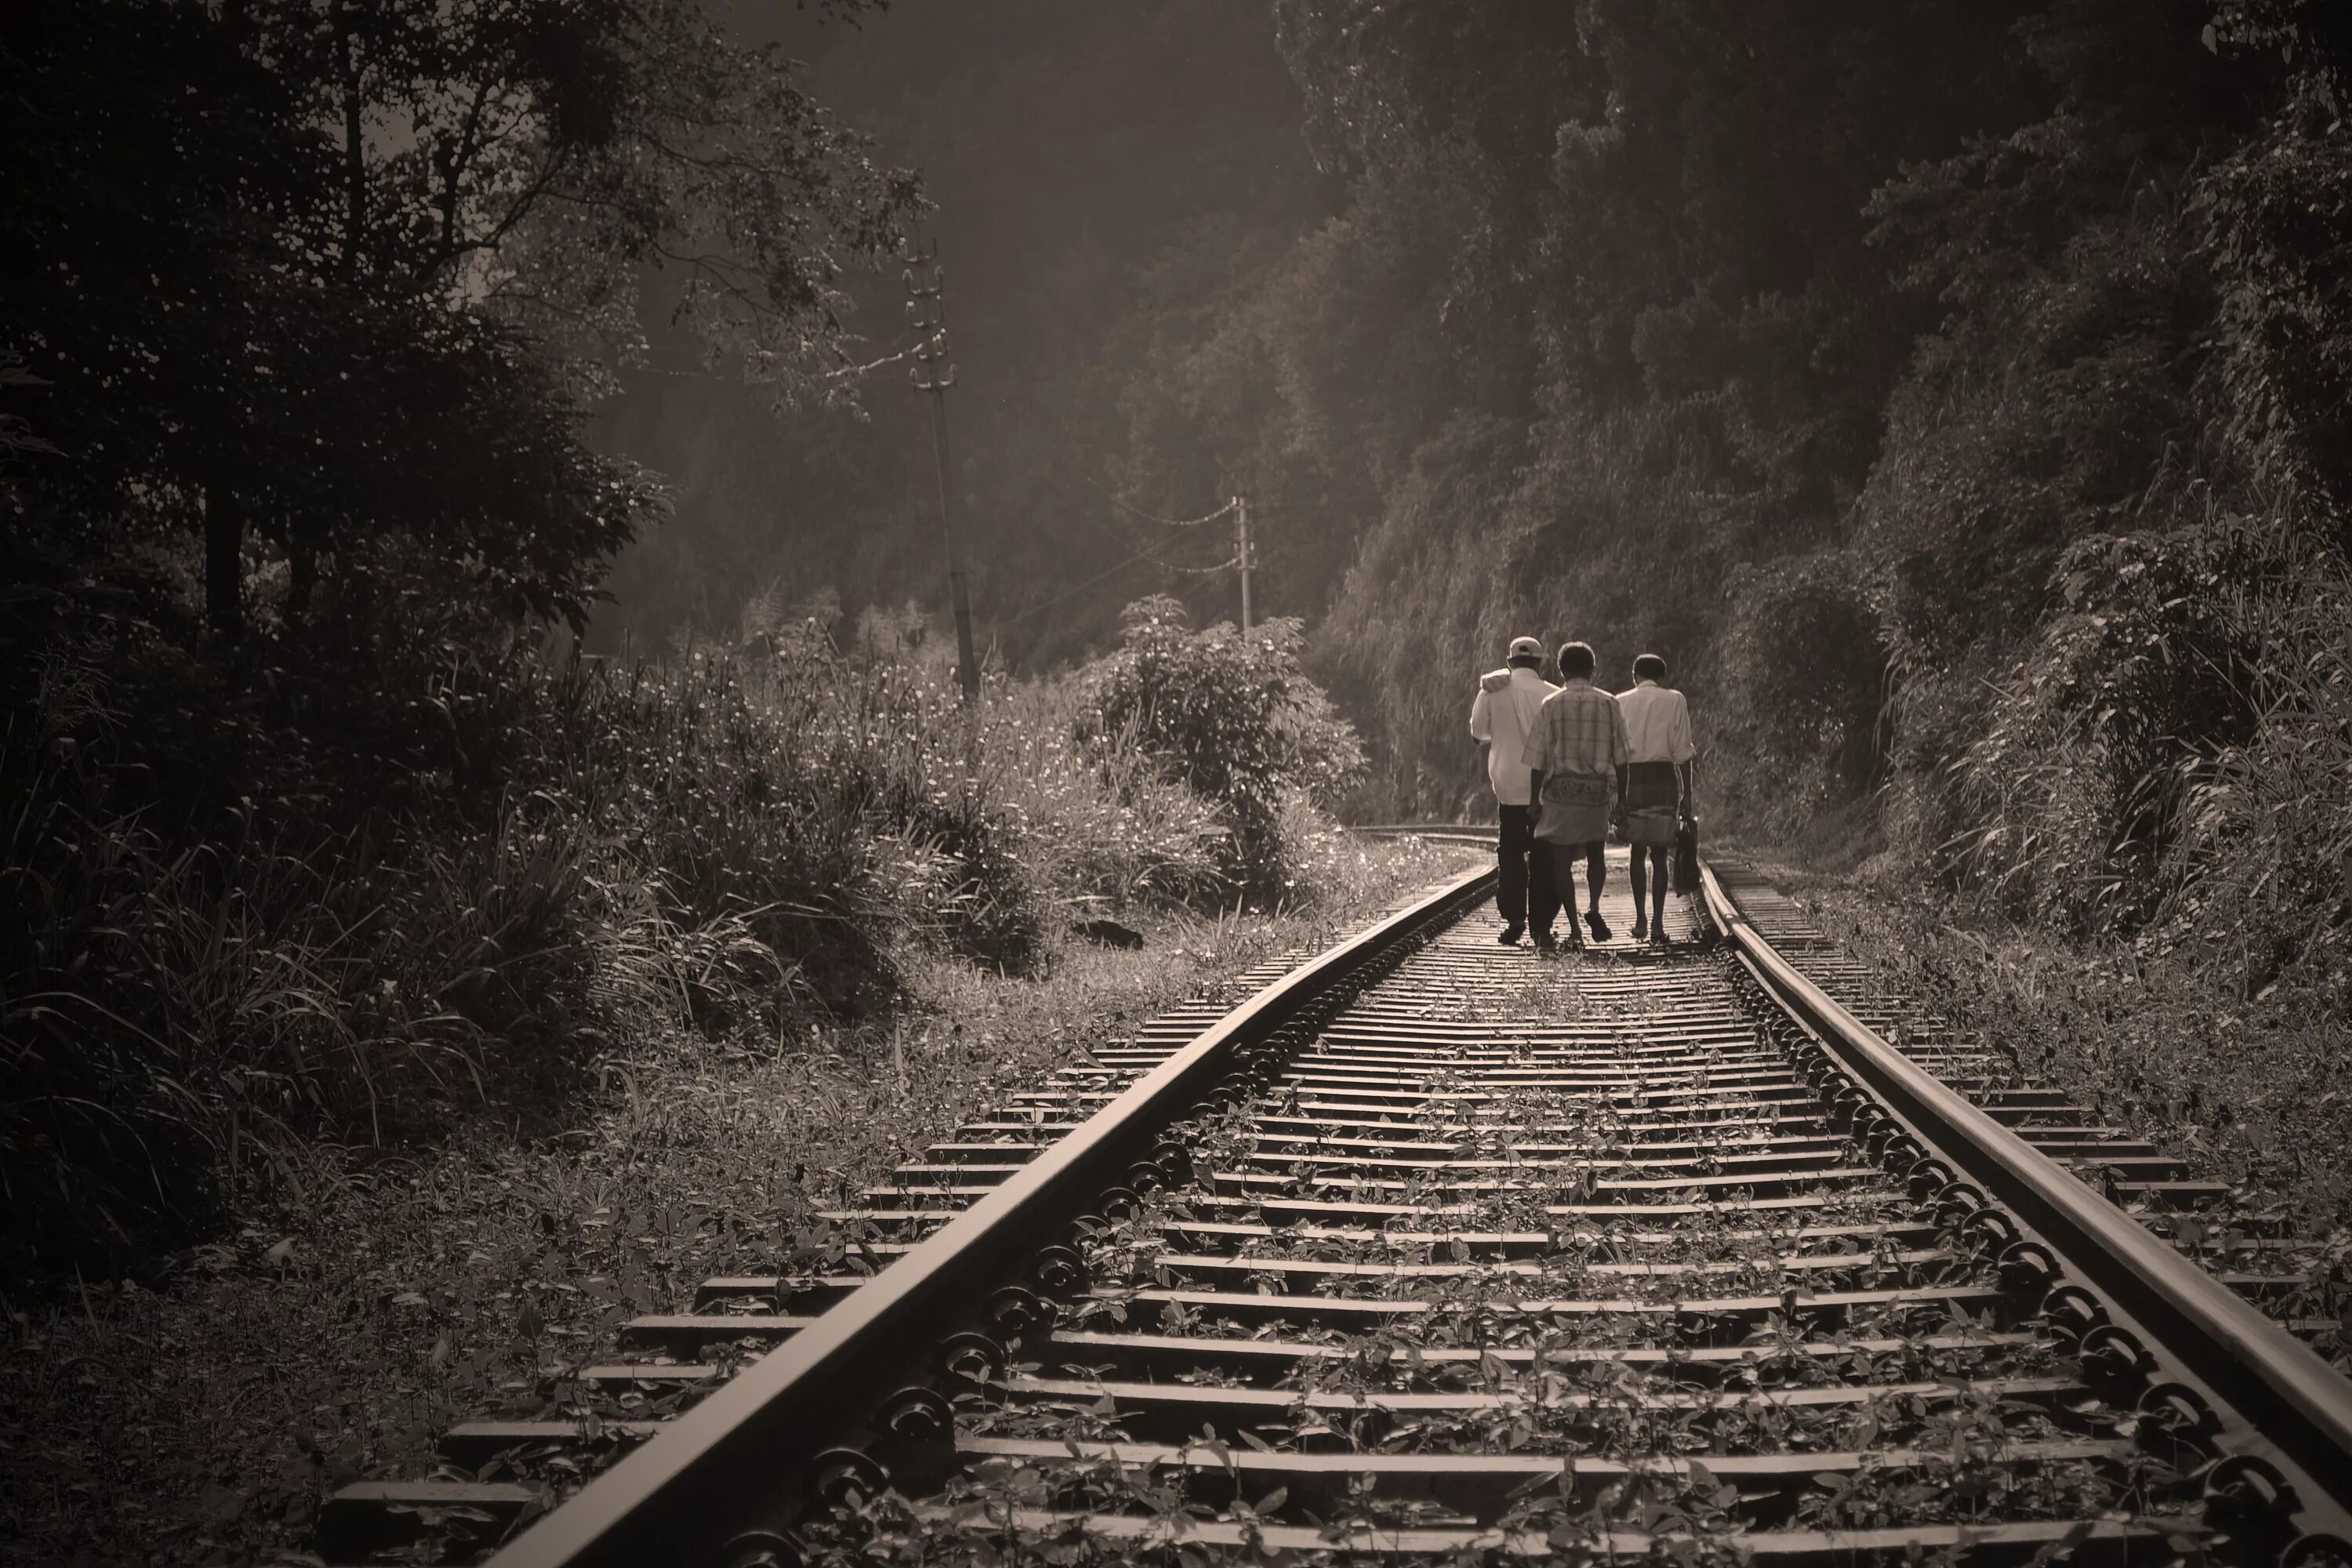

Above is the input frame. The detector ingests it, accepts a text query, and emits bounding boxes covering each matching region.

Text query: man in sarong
[1525,641,1629,952]
[1469,636,1559,946]
[1614,653,1696,946]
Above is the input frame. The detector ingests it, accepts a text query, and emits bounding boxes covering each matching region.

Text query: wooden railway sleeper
[314,858,2352,1566]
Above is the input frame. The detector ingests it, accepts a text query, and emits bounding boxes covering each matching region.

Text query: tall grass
[1,616,1363,1277]
[1882,518,2349,996]
[2152,545,2352,1006]
[966,675,1227,911]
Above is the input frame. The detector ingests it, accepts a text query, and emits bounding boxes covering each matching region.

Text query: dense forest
[5,0,2350,1272]
[616,2,2351,921]
[604,0,2352,980]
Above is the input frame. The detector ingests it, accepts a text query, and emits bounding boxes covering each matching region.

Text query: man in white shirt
[1469,636,1559,945]
[1614,652,1697,945]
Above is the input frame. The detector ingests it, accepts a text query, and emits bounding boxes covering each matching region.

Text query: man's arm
[1469,688,1493,743]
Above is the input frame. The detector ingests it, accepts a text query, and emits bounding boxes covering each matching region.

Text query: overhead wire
[1078,475,1237,528]
[996,550,1238,626]
[1000,476,1242,626]
[1051,475,1240,575]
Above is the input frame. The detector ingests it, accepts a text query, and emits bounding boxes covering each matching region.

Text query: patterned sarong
[1536,768,1613,844]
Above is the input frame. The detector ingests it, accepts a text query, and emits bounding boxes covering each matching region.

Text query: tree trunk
[336,2,366,274]
[286,543,318,626]
[204,481,245,644]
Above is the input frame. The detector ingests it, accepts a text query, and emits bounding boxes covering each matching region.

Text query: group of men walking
[1469,637,1696,952]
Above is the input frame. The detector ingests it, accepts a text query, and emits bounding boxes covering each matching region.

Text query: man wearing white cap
[1469,636,1559,945]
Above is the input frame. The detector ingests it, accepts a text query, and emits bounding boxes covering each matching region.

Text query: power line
[996,557,1142,626]
[1051,474,1239,575]
[1022,474,1258,631]
[1077,475,1237,528]
[1071,506,1236,575]
[993,534,1237,628]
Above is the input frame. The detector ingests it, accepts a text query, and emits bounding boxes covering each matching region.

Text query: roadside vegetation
[0,0,1407,1290]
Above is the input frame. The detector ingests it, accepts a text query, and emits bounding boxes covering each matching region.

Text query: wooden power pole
[1234,494,1254,633]
[906,241,980,702]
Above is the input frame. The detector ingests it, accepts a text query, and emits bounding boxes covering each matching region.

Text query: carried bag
[1672,812,1700,893]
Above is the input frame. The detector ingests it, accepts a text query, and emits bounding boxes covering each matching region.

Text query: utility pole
[906,241,980,702]
[1234,494,1254,633]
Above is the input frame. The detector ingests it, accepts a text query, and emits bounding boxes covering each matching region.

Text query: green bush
[1080,597,1365,895]
[1895,526,2278,936]
[0,586,1393,1278]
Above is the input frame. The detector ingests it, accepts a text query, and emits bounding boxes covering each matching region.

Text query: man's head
[1557,641,1596,680]
[1507,635,1543,670]
[1633,653,1667,684]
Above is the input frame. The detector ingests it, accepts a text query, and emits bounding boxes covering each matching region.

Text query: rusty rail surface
[314,847,2352,1567]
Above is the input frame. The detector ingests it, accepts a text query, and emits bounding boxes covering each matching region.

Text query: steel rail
[397,845,2352,1564]
[1348,822,1499,843]
[1701,859,2352,1544]
[487,863,1497,1568]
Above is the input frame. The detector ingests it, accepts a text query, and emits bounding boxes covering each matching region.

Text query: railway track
[317,847,2352,1566]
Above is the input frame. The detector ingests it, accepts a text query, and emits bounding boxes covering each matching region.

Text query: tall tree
[1,0,920,644]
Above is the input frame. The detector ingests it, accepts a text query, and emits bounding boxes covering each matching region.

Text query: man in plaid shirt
[1525,641,1628,951]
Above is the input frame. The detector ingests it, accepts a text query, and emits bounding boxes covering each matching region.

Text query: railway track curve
[317,842,2352,1567]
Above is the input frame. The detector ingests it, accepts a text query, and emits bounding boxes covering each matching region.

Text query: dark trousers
[1496,805,1554,926]
[1532,840,1606,938]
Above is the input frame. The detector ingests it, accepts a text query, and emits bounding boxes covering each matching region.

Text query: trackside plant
[1079,596,1364,895]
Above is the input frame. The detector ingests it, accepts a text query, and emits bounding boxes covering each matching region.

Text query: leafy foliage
[1238,0,2352,990]
[1714,552,1888,841]
[1080,597,1363,894]
[0,0,933,1276]
[1902,529,2275,935]
[2,0,917,643]
[0,603,1386,1278]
